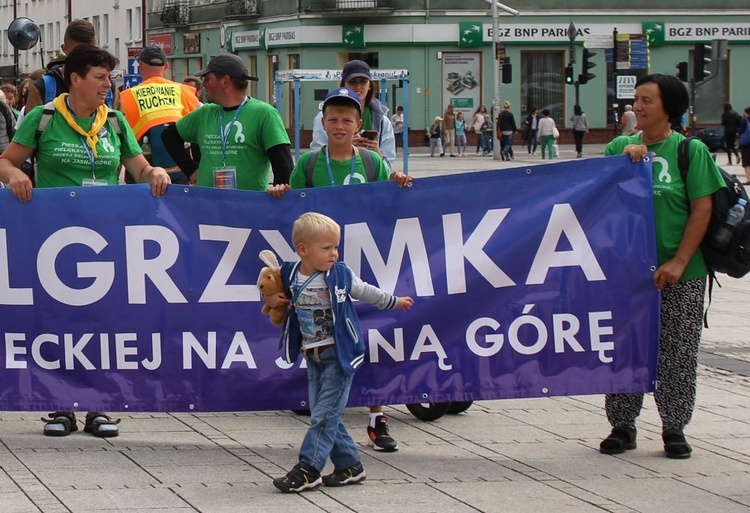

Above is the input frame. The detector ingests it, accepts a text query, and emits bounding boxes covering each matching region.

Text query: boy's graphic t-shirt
[294,272,334,350]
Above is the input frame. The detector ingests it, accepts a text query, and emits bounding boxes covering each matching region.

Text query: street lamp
[487,0,520,160]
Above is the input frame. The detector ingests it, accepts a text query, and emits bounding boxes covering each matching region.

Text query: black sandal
[83,412,121,438]
[663,429,692,459]
[41,411,78,437]
[599,426,637,454]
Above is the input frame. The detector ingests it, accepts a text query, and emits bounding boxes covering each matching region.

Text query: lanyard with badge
[291,271,322,306]
[70,97,108,187]
[324,146,357,186]
[214,96,247,189]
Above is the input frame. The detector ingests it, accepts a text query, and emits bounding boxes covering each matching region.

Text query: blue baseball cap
[322,87,362,113]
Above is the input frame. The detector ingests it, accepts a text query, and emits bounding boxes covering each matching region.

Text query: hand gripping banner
[0,155,659,412]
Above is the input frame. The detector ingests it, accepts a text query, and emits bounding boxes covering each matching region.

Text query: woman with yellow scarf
[0,45,170,201]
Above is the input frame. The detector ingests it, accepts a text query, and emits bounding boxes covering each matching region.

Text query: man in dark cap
[162,53,293,189]
[310,60,396,171]
[119,45,200,184]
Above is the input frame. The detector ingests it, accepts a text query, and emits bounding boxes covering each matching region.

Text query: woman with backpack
[600,74,725,460]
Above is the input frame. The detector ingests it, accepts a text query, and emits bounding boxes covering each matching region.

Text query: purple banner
[0,155,659,412]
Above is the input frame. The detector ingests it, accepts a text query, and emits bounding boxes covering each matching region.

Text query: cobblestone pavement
[2,146,749,512]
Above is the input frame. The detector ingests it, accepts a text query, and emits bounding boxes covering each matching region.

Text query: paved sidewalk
[2,148,750,513]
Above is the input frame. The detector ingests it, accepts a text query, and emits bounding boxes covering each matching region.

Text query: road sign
[127,58,140,76]
[584,34,613,49]
[110,68,125,89]
[123,75,143,89]
[617,75,636,99]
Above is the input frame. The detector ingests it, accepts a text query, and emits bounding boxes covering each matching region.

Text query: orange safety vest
[120,76,200,140]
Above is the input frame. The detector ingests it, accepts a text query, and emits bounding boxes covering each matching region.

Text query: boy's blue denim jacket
[280,261,397,376]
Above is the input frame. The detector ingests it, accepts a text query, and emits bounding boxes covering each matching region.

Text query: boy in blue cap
[269,87,410,189]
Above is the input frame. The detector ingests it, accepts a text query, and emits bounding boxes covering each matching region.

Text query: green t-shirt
[14,106,140,188]
[175,97,291,191]
[361,106,373,131]
[289,148,390,189]
[605,132,725,281]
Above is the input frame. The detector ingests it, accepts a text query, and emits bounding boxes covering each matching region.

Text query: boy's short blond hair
[292,212,341,246]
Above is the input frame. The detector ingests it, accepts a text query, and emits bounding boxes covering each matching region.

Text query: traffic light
[693,43,712,82]
[676,61,688,82]
[579,49,596,85]
[564,65,574,85]
[502,64,512,84]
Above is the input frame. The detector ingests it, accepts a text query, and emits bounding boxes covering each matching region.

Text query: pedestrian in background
[472,105,489,155]
[497,100,517,161]
[182,75,203,103]
[455,111,467,156]
[0,90,16,154]
[120,45,200,185]
[524,106,539,155]
[391,105,404,153]
[0,84,19,117]
[620,104,638,136]
[570,105,589,158]
[537,109,556,160]
[740,107,750,184]
[601,73,724,460]
[721,102,742,165]
[442,104,457,157]
[429,116,444,157]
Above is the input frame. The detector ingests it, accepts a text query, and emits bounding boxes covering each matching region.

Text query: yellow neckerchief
[52,93,108,158]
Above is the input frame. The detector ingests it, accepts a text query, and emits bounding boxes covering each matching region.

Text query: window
[102,15,109,46]
[93,16,100,42]
[521,51,564,123]
[126,9,132,42]
[134,7,142,41]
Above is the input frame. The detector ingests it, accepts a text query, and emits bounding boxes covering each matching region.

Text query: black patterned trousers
[605,277,706,432]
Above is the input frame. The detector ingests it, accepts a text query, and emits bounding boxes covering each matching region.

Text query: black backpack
[678,137,750,278]
[678,137,750,325]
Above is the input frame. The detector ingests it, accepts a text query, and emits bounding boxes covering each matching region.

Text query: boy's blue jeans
[299,346,360,472]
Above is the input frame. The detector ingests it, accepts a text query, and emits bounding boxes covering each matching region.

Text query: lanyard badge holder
[80,131,108,187]
[214,97,247,190]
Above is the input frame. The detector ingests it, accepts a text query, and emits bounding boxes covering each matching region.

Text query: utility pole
[612,28,619,138]
[13,0,18,84]
[568,22,579,107]
[487,0,520,161]
[491,0,500,160]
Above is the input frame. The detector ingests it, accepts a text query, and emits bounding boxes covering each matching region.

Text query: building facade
[0,0,145,85]
[3,1,749,143]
